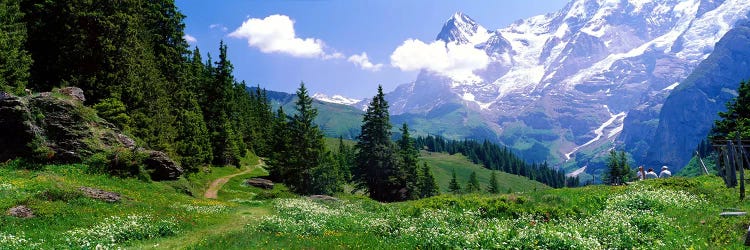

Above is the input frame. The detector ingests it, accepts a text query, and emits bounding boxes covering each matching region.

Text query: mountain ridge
[380,0,750,174]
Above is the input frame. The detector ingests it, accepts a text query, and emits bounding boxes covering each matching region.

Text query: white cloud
[347,52,383,71]
[209,24,228,32]
[183,34,197,44]
[390,39,489,80]
[229,14,326,58]
[323,52,345,60]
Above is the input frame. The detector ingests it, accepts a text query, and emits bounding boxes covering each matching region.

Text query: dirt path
[204,159,263,199]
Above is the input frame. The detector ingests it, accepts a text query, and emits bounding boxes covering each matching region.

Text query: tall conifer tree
[0,0,31,95]
[488,171,500,194]
[268,106,290,181]
[448,169,462,194]
[466,171,481,193]
[288,82,322,193]
[354,85,405,202]
[419,162,440,198]
[398,123,420,199]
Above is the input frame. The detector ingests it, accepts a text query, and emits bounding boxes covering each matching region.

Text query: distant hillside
[252,87,363,139]
[421,151,548,193]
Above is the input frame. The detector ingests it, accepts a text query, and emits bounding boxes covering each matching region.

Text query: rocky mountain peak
[436,11,491,45]
[377,0,750,175]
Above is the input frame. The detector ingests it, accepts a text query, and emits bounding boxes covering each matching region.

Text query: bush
[82,148,149,179]
[1,158,44,170]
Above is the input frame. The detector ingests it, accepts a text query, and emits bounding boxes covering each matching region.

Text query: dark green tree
[202,41,243,165]
[310,151,344,195]
[466,171,481,193]
[93,98,132,131]
[287,82,322,193]
[619,151,632,182]
[603,150,630,185]
[397,123,420,199]
[448,169,462,194]
[713,81,750,139]
[0,0,31,95]
[418,162,439,198]
[354,85,405,202]
[268,106,291,181]
[488,171,500,194]
[282,82,339,194]
[336,136,355,181]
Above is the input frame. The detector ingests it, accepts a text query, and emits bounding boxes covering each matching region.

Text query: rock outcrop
[245,178,274,189]
[0,88,183,180]
[144,151,183,181]
[79,187,121,203]
[7,205,34,218]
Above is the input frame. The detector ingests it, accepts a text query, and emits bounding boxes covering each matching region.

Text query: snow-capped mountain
[385,0,750,173]
[312,93,361,106]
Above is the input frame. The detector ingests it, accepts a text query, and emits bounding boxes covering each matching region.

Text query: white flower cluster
[0,182,14,191]
[171,204,228,214]
[64,215,178,249]
[251,188,706,249]
[0,232,40,249]
[607,185,707,211]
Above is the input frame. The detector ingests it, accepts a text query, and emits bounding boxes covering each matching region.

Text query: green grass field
[3,153,750,249]
[421,151,548,193]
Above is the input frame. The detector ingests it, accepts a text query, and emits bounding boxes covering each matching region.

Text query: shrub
[83,148,148,179]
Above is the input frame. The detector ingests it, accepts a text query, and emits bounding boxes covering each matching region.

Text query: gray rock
[308,195,338,201]
[246,178,274,189]
[58,87,86,102]
[720,211,747,217]
[79,187,121,203]
[117,133,136,149]
[0,93,35,161]
[7,205,34,218]
[144,151,183,181]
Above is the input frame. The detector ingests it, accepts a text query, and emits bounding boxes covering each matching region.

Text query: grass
[0,150,290,249]
[188,175,750,249]
[3,151,750,249]
[421,151,549,193]
[0,163,222,249]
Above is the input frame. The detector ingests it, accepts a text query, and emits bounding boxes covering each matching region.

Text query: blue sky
[176,0,569,99]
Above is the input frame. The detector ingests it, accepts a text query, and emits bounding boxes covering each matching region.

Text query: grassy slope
[421,151,549,193]
[0,152,286,249]
[324,137,548,193]
[3,144,749,249]
[184,175,750,249]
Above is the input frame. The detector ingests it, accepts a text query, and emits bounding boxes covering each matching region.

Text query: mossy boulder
[0,87,183,180]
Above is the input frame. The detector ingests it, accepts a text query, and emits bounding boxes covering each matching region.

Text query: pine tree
[466,171,481,193]
[311,151,343,195]
[488,171,500,194]
[0,0,31,95]
[268,106,290,181]
[713,81,750,139]
[202,41,242,165]
[397,123,420,200]
[336,136,354,182]
[287,82,319,193]
[354,85,405,202]
[448,169,462,194]
[604,150,631,185]
[168,48,212,171]
[418,162,439,198]
[284,82,334,194]
[619,151,632,182]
